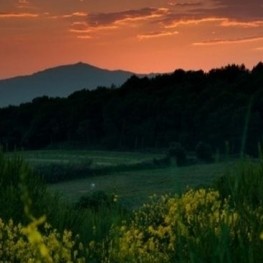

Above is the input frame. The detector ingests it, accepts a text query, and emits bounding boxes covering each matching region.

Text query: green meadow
[49,160,230,207]
[16,149,231,207]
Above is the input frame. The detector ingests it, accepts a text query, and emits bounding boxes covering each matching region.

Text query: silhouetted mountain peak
[0,62,137,107]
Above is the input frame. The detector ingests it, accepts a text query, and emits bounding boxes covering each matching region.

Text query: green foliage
[0,152,129,250]
[215,158,263,207]
[0,152,46,223]
[106,188,263,263]
[0,152,86,262]
[168,142,187,166]
[75,191,119,211]
[0,217,86,262]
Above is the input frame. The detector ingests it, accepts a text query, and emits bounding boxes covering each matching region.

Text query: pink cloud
[165,17,226,28]
[0,12,39,18]
[193,35,263,46]
[86,8,169,27]
[137,30,178,40]
[62,12,87,18]
[220,19,263,28]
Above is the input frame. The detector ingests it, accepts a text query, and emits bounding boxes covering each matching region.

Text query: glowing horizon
[1,0,263,79]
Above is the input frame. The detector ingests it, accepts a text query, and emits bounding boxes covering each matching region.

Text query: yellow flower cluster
[0,217,85,262]
[177,189,239,236]
[105,188,261,263]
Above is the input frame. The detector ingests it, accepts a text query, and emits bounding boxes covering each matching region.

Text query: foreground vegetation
[0,152,262,262]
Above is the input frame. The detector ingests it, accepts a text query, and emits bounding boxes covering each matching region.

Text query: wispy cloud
[163,16,263,31]
[69,21,117,33]
[165,0,263,23]
[193,35,263,46]
[209,0,263,20]
[0,12,39,18]
[168,1,202,7]
[86,8,169,27]
[69,7,170,39]
[62,12,87,18]
[16,0,38,10]
[77,35,93,39]
[137,30,178,40]
[165,17,226,28]
[220,19,263,28]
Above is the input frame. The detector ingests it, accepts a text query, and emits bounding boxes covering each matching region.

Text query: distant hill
[0,62,137,107]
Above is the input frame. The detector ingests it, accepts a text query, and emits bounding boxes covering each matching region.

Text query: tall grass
[215,158,263,207]
[0,152,46,223]
[0,152,129,246]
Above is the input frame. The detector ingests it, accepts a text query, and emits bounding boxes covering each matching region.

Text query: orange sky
[1,0,263,79]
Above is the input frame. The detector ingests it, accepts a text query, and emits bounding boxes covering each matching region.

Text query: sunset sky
[1,0,263,79]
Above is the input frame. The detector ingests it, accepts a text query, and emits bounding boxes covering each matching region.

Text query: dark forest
[1,62,263,156]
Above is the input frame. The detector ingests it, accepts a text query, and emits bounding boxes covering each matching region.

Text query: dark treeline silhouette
[1,62,263,155]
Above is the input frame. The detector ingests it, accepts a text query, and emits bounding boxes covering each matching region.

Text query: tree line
[1,62,263,156]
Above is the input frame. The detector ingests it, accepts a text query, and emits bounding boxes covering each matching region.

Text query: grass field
[13,149,234,208]
[48,161,233,208]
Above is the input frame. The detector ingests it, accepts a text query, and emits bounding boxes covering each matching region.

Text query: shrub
[75,191,119,211]
[168,142,187,166]
[0,217,86,262]
[105,188,263,263]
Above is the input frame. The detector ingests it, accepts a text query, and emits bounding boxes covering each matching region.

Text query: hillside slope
[0,62,135,107]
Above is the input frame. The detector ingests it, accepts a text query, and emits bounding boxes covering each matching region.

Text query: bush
[0,217,86,262]
[75,191,119,211]
[168,142,187,166]
[106,188,263,263]
[195,141,213,162]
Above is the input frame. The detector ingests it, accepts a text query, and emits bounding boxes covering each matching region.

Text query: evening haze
[1,0,263,79]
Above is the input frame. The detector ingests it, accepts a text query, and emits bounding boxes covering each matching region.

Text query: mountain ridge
[0,62,140,107]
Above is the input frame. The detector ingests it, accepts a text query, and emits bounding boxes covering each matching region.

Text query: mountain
[0,62,137,107]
